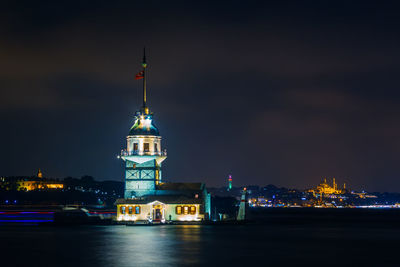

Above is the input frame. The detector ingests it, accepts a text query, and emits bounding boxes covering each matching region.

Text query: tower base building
[116,183,211,222]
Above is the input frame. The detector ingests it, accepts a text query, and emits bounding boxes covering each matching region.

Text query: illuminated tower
[227,175,232,191]
[237,188,247,221]
[120,49,167,198]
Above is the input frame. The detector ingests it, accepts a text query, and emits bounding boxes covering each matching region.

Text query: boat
[52,206,113,225]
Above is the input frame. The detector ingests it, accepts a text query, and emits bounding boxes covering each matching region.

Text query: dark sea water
[1,209,400,267]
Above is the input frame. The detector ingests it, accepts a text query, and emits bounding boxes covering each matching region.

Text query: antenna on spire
[142,47,147,68]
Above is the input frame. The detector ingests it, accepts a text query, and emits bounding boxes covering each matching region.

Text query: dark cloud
[1,0,400,191]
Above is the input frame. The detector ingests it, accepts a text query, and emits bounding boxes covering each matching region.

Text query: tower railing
[121,149,167,157]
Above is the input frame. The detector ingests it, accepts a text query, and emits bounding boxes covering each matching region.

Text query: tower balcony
[121,149,167,157]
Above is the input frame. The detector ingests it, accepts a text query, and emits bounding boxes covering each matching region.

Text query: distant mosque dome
[37,168,43,178]
[128,113,160,136]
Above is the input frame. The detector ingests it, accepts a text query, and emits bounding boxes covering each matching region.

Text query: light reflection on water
[2,223,400,267]
[100,225,203,267]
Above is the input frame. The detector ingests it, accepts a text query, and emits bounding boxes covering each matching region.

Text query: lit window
[190,206,196,215]
[176,206,182,215]
[121,206,126,214]
[135,206,140,214]
[144,143,149,152]
[128,206,133,214]
[184,206,189,215]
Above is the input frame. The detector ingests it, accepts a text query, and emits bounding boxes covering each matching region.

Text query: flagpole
[142,47,148,114]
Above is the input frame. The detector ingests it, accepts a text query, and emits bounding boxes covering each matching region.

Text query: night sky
[2,1,400,192]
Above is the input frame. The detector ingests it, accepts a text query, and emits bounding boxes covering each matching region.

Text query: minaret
[227,175,232,191]
[120,50,167,198]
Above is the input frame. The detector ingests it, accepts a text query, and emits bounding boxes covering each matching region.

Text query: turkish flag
[135,71,144,80]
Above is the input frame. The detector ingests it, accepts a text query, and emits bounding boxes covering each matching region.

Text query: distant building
[116,52,211,222]
[0,169,64,191]
[17,169,64,191]
[351,191,378,199]
[308,178,345,197]
[37,169,43,178]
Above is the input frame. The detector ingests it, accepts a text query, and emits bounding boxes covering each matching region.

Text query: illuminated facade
[116,201,202,222]
[116,186,208,222]
[18,169,64,191]
[0,169,65,191]
[308,178,345,197]
[16,180,63,191]
[116,51,211,223]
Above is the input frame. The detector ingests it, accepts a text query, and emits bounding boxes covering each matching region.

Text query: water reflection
[100,225,203,267]
[178,225,201,242]
[2,221,400,267]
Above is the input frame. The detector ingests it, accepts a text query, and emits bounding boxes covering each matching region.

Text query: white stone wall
[117,204,152,221]
[165,204,203,221]
[127,136,162,155]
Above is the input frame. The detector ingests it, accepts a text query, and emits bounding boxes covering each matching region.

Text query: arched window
[183,206,189,215]
[176,206,182,215]
[121,206,126,214]
[135,206,141,214]
[190,206,196,215]
[128,206,133,214]
[144,143,150,152]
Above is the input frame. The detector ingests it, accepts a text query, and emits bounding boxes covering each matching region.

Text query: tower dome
[129,113,160,136]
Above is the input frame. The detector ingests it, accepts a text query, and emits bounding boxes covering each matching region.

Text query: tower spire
[142,47,148,114]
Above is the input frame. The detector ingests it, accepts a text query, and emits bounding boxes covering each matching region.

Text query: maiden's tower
[116,50,211,223]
